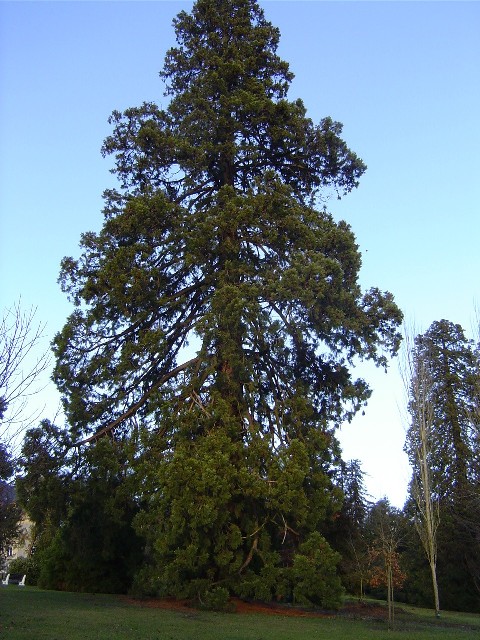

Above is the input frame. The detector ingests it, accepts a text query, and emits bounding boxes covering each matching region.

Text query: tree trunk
[387,558,394,630]
[431,559,440,618]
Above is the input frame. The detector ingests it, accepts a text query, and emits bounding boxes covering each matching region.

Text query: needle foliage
[52,0,402,604]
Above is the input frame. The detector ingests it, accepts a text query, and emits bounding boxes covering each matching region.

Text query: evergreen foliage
[47,0,402,604]
[18,425,141,594]
[0,444,22,565]
[333,459,371,599]
[404,320,480,612]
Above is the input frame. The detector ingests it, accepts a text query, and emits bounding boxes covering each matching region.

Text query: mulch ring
[121,596,391,619]
[121,597,480,632]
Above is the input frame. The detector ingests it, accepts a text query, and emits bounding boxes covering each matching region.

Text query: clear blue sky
[1,1,479,506]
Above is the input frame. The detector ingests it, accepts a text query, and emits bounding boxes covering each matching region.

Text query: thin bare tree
[400,325,440,618]
[0,301,51,446]
[367,500,406,630]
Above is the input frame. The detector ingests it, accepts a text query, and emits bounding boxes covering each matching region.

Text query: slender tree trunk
[419,409,441,618]
[402,326,441,617]
[387,556,394,630]
[421,440,440,617]
[431,559,440,618]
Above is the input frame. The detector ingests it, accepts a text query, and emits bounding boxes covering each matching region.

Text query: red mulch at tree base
[122,596,390,620]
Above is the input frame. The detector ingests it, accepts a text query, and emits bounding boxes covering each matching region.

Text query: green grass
[1,587,480,640]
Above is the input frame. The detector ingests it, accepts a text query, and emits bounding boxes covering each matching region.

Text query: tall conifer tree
[405,320,480,611]
[53,0,402,603]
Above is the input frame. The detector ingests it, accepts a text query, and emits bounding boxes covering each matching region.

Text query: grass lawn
[1,587,480,640]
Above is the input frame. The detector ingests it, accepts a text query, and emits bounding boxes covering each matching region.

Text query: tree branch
[76,356,200,445]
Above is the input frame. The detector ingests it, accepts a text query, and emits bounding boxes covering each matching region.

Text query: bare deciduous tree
[401,326,440,618]
[0,301,51,446]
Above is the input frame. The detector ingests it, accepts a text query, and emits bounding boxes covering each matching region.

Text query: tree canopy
[49,0,402,604]
[406,320,478,501]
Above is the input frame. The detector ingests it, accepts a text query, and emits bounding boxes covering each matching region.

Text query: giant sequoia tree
[406,321,478,501]
[53,0,402,603]
[405,320,480,611]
